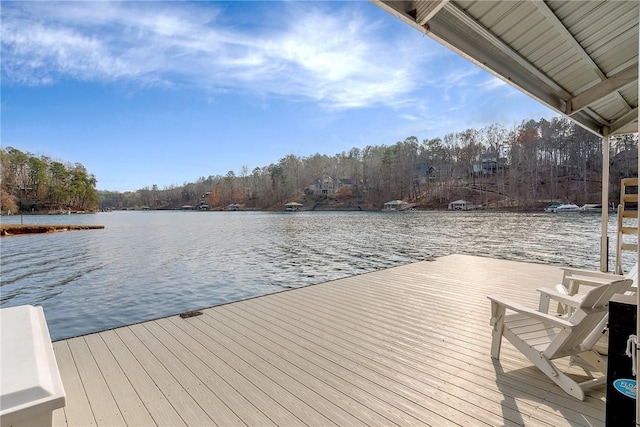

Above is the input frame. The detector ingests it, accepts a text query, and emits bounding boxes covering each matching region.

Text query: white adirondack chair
[537,263,637,315]
[488,278,633,400]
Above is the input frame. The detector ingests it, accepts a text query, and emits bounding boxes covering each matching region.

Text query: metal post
[636,5,640,424]
[601,129,610,272]
[635,6,640,427]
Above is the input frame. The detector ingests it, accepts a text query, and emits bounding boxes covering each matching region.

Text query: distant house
[473,152,508,175]
[414,163,435,184]
[428,163,455,180]
[448,200,473,211]
[226,203,241,211]
[307,175,336,196]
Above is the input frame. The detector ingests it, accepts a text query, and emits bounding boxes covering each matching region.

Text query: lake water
[0,210,636,340]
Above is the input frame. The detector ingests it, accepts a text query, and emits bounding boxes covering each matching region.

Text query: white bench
[1,305,66,427]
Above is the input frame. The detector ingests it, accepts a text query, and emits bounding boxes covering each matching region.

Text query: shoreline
[0,224,105,236]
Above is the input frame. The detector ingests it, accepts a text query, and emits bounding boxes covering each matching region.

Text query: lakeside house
[472,152,508,175]
[307,176,335,196]
[306,176,356,196]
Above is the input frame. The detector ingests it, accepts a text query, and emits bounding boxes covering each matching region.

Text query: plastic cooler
[0,305,66,427]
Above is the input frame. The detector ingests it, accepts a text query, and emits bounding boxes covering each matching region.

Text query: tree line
[1,147,98,213]
[2,116,637,214]
[98,116,638,212]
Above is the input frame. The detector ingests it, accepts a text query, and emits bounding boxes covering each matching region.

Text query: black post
[605,296,637,426]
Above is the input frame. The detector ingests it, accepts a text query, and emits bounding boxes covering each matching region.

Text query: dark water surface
[0,210,634,340]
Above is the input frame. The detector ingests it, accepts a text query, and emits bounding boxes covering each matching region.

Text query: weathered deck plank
[52,254,608,426]
[128,322,245,426]
[168,314,363,426]
[66,336,127,426]
[158,316,308,426]
[206,306,437,426]
[98,330,187,427]
[52,340,94,427]
[82,333,156,427]
[112,327,213,426]
[233,296,530,426]
[216,303,478,426]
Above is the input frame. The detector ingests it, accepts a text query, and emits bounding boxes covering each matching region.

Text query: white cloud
[1,1,450,110]
[399,114,421,121]
[478,76,508,90]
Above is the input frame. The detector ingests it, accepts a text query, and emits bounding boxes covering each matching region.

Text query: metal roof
[372,0,638,137]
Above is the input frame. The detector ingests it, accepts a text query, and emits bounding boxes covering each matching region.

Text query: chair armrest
[560,268,616,286]
[537,287,583,308]
[559,271,622,297]
[487,295,574,329]
[560,267,617,279]
[564,274,615,287]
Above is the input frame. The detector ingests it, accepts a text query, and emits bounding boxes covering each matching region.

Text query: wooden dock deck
[51,254,607,426]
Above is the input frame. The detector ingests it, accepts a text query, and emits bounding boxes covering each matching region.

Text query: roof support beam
[373,1,429,34]
[532,0,606,81]
[376,0,571,102]
[566,64,638,115]
[608,107,639,134]
[372,0,638,137]
[416,0,449,26]
[442,2,571,100]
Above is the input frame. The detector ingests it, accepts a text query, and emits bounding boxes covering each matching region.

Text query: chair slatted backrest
[544,279,632,358]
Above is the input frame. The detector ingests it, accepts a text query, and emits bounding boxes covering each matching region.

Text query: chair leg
[490,302,505,359]
[538,293,551,313]
[551,369,586,400]
[535,357,586,400]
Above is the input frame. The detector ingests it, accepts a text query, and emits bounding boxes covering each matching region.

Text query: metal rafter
[532,0,607,81]
[567,64,637,115]
[609,107,638,134]
[373,0,638,137]
[416,0,449,26]
[441,1,571,100]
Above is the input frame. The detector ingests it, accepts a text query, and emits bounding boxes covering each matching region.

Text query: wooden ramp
[52,254,607,426]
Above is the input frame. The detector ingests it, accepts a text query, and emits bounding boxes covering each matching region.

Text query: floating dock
[52,255,606,426]
[0,224,104,236]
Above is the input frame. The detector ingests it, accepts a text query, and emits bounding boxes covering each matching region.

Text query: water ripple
[0,210,632,340]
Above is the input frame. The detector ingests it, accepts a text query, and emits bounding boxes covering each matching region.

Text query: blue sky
[1,1,558,192]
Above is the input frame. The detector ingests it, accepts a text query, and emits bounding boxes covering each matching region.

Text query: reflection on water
[0,210,635,340]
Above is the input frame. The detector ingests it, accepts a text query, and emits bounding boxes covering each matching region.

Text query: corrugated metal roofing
[373,0,638,137]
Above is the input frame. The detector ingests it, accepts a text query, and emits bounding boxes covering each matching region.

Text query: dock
[0,224,104,236]
[51,255,606,426]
